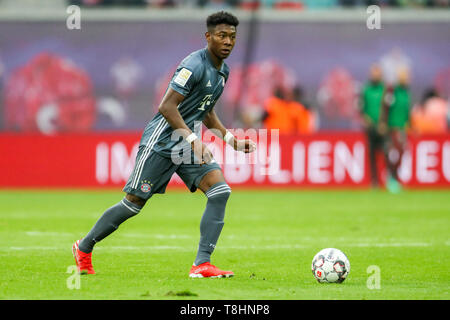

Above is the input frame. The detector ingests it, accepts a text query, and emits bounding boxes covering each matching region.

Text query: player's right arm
[158,87,213,164]
[158,88,192,135]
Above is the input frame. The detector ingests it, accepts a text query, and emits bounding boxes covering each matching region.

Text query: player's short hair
[206,11,239,31]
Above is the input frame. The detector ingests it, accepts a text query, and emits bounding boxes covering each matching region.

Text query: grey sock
[194,182,231,266]
[78,198,142,253]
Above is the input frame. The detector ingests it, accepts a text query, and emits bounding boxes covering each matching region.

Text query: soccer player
[72,11,256,278]
[360,64,385,187]
[379,67,411,193]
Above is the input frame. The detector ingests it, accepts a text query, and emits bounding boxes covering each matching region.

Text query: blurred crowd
[259,61,449,136]
[68,0,450,8]
[2,49,448,135]
[359,61,449,136]
[358,63,449,191]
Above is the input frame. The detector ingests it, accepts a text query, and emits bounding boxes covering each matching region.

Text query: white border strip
[0,8,448,23]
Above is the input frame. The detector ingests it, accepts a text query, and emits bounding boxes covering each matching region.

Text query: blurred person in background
[359,63,385,187]
[262,86,313,135]
[262,87,294,134]
[411,88,449,134]
[316,67,360,130]
[261,87,290,133]
[379,67,411,193]
[289,86,317,134]
[224,60,297,129]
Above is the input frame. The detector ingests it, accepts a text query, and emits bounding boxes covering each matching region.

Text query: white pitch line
[121,233,194,239]
[22,231,195,240]
[21,232,443,246]
[8,246,62,251]
[1,242,441,252]
[351,242,432,248]
[25,231,75,237]
[102,245,187,251]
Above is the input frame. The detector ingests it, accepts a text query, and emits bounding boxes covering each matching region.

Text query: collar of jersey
[204,47,226,76]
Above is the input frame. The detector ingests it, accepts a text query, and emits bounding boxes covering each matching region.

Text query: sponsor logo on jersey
[198,94,213,111]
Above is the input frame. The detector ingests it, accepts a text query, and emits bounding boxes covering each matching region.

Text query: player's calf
[194,182,231,266]
[78,197,143,254]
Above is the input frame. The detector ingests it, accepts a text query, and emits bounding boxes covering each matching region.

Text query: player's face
[206,24,236,60]
[397,68,410,86]
[370,65,382,82]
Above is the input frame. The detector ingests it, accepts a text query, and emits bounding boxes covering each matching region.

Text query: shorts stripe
[130,118,165,188]
[131,118,167,189]
[132,120,167,188]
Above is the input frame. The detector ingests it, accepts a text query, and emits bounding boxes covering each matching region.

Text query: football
[311,248,350,283]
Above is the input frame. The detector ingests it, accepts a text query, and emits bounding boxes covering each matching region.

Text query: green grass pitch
[0,188,449,300]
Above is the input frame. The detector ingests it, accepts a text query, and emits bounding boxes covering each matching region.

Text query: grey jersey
[140,47,229,159]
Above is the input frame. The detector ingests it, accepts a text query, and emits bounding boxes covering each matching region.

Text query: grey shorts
[123,147,221,200]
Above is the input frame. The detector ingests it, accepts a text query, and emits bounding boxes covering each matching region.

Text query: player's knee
[125,193,147,208]
[206,184,231,204]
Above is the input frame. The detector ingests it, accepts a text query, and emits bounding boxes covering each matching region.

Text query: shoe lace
[79,252,93,268]
[206,263,220,270]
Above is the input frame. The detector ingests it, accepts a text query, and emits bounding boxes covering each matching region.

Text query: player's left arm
[203,108,256,153]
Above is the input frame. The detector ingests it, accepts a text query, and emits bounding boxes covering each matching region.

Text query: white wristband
[224,131,234,145]
[186,133,198,144]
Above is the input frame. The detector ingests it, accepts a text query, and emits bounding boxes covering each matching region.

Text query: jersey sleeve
[169,57,203,97]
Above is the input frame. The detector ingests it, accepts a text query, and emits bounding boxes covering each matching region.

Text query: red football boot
[72,240,95,275]
[189,262,234,278]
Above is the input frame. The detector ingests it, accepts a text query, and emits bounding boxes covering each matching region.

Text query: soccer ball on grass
[311,248,350,283]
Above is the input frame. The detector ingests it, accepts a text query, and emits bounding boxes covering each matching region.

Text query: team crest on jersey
[140,180,153,193]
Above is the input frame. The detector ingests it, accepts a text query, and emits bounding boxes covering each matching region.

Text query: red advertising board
[0,132,449,188]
